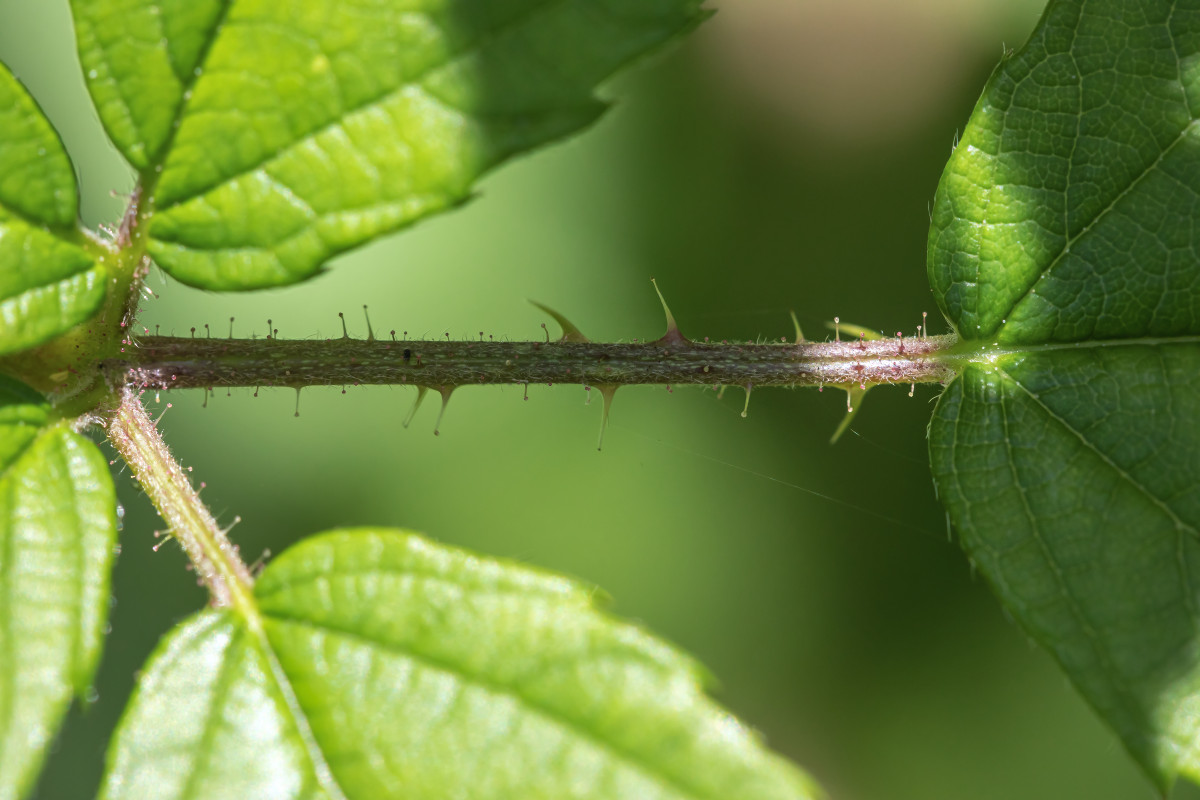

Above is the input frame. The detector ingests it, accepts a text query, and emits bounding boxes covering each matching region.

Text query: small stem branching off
[107,389,257,618]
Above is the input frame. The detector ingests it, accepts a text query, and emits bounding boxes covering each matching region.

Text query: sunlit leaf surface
[101,529,819,800]
[74,0,706,290]
[0,376,116,800]
[0,62,105,356]
[927,0,1200,788]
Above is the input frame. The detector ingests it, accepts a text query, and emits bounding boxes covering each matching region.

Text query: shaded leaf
[926,0,1200,788]
[0,62,106,356]
[0,376,117,800]
[102,529,819,800]
[120,0,705,290]
[930,344,1200,787]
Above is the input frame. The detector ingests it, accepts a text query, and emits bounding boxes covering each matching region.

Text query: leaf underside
[0,62,105,357]
[101,529,820,800]
[0,376,116,800]
[75,0,707,291]
[927,0,1200,788]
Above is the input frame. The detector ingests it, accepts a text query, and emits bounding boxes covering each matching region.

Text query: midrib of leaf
[192,547,764,800]
[265,610,710,800]
[173,626,241,800]
[249,621,349,800]
[991,382,1148,725]
[166,602,350,799]
[0,205,82,247]
[176,622,350,800]
[151,0,574,215]
[137,1,234,185]
[58,438,87,686]
[994,362,1197,537]
[998,118,1200,335]
[962,334,1200,357]
[0,426,80,773]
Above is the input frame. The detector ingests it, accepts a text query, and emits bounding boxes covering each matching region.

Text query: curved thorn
[741,384,752,418]
[433,387,454,436]
[790,310,805,344]
[830,384,870,444]
[402,386,429,429]
[596,385,617,451]
[651,278,688,345]
[528,300,590,343]
[363,305,375,342]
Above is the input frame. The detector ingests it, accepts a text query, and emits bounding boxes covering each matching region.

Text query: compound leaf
[927,0,1200,789]
[0,62,106,356]
[75,0,706,291]
[101,529,819,800]
[0,376,117,800]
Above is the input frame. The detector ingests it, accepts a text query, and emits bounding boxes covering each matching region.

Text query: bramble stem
[107,389,257,616]
[106,333,962,392]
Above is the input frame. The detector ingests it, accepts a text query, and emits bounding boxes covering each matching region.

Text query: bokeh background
[2,2,1192,798]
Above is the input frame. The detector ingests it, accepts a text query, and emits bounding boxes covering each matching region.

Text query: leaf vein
[153,0,573,214]
[995,364,1197,536]
[265,613,712,800]
[1002,118,1200,330]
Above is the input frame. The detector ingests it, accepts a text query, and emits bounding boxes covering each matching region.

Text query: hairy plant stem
[105,332,963,392]
[107,389,257,618]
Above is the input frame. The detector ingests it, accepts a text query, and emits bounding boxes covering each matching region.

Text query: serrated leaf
[0,61,107,356]
[928,1,1200,345]
[0,376,117,800]
[926,0,1200,789]
[102,529,819,800]
[930,344,1200,788]
[72,0,227,171]
[93,0,706,291]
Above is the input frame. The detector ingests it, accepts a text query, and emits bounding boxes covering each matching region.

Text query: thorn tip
[403,386,429,428]
[651,278,688,345]
[529,300,590,343]
[595,385,618,450]
[789,310,805,344]
[433,387,454,436]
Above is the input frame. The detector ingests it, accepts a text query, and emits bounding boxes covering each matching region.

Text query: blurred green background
[1,1,1190,798]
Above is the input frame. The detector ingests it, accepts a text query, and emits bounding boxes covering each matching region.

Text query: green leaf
[928,1,1200,345]
[0,62,106,356]
[101,529,819,800]
[0,376,117,800]
[930,343,1200,787]
[926,0,1200,789]
[93,0,706,291]
[71,0,227,172]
